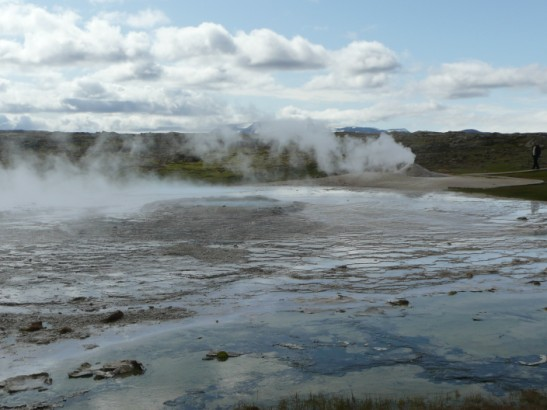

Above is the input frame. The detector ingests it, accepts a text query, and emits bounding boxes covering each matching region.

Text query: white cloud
[336,41,400,74]
[278,100,443,127]
[304,41,400,90]
[234,29,328,70]
[152,23,236,61]
[1,2,546,133]
[0,79,8,93]
[0,2,81,36]
[100,9,169,29]
[90,61,163,82]
[74,81,110,99]
[89,0,124,4]
[422,61,547,98]
[0,4,159,66]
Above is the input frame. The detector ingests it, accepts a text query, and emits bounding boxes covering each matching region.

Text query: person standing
[532,143,542,169]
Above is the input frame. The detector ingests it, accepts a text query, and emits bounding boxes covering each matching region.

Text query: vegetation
[158,160,243,184]
[1,129,546,199]
[235,390,547,410]
[389,131,547,175]
[344,131,547,201]
[452,170,547,201]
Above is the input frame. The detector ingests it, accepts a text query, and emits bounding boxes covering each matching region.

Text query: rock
[97,360,146,378]
[68,360,145,380]
[202,351,241,361]
[388,299,410,307]
[0,372,52,393]
[275,343,305,350]
[83,343,99,350]
[102,310,124,323]
[68,363,95,379]
[21,321,44,332]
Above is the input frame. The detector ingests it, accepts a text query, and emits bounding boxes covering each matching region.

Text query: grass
[1,130,545,200]
[158,160,243,184]
[155,144,327,184]
[235,390,547,410]
[452,170,547,201]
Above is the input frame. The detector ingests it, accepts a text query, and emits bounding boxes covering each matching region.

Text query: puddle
[5,290,547,409]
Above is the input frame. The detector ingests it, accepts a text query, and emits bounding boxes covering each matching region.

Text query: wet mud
[1,185,546,408]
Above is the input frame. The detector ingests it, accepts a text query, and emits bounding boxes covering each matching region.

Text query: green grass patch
[156,146,326,183]
[158,161,243,184]
[236,390,547,410]
[453,170,547,201]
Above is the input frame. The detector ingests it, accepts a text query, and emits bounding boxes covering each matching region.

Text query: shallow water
[1,184,546,408]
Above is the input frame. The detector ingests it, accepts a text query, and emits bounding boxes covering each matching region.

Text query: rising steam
[195,119,415,176]
[0,119,415,211]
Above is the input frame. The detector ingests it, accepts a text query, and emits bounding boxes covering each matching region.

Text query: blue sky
[1,0,547,132]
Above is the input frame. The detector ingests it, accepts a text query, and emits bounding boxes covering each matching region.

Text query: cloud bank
[0,2,546,132]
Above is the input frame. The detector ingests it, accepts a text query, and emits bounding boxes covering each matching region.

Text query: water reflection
[1,186,547,409]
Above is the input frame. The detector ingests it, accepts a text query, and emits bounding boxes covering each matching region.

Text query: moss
[158,161,243,184]
[216,351,229,362]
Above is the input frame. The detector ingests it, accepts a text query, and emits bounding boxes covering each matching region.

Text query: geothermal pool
[1,182,546,409]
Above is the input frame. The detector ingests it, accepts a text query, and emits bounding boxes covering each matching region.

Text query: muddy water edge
[1,186,546,409]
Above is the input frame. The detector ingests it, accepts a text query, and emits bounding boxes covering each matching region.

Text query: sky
[1,0,547,133]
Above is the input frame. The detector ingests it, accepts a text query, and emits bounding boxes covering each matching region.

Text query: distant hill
[1,129,546,178]
[217,123,411,136]
[459,129,484,134]
[335,126,410,134]
[384,130,546,174]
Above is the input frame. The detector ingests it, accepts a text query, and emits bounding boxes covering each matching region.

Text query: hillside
[389,131,546,174]
[1,129,546,179]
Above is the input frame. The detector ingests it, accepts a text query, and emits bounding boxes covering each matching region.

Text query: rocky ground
[0,196,318,354]
[0,165,542,355]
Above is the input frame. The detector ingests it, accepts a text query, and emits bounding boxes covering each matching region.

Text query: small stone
[21,321,43,332]
[101,360,145,378]
[68,363,94,379]
[1,373,52,393]
[83,344,99,350]
[388,299,410,307]
[102,310,124,323]
[68,360,145,380]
